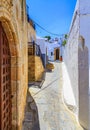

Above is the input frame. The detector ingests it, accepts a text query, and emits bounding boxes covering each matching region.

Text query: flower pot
[60,56,63,61]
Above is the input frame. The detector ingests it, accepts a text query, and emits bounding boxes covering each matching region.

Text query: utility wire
[27,4,67,37]
[32,19,66,37]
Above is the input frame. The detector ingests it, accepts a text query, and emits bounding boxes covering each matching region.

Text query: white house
[36,36,48,67]
[47,40,62,61]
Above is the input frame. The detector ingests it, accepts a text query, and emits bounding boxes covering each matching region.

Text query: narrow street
[29,61,83,130]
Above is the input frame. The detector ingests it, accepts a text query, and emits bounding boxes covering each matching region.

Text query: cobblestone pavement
[29,61,84,130]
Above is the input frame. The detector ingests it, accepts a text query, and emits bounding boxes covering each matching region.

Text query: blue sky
[26,0,77,38]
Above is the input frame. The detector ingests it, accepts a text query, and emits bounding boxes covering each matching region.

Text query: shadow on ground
[22,91,40,130]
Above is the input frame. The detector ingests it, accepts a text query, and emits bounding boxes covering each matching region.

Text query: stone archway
[0,17,19,129]
[0,22,12,130]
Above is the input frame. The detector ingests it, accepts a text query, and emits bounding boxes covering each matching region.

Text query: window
[51,52,53,56]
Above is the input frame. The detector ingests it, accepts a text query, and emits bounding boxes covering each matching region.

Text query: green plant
[64,34,68,39]
[62,40,67,46]
[62,34,68,46]
[44,36,51,41]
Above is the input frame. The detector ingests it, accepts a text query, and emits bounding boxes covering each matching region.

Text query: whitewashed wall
[47,42,61,61]
[63,0,89,129]
[79,0,90,90]
[36,37,47,54]
[36,37,47,67]
[79,0,90,129]
[63,0,79,110]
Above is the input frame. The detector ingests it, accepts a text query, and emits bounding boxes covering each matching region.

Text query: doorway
[0,22,12,130]
[55,48,60,60]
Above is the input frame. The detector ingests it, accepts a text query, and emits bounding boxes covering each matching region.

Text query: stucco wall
[79,0,90,89]
[47,42,61,61]
[79,0,90,129]
[63,1,79,109]
[36,38,47,67]
[63,0,89,129]
[36,38,46,54]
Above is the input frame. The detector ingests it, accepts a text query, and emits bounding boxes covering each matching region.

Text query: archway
[0,17,19,129]
[0,22,12,130]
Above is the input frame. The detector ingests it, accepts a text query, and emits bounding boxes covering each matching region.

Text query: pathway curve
[29,61,84,130]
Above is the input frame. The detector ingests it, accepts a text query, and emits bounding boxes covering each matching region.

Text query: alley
[29,62,83,130]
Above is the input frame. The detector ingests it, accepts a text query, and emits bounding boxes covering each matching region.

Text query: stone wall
[63,0,89,129]
[28,56,35,81]
[28,23,44,82]
[28,56,44,82]
[28,22,36,42]
[0,0,28,130]
[35,56,44,81]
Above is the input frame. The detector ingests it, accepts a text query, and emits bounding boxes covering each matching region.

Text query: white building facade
[36,36,48,67]
[47,39,62,61]
[47,42,61,61]
[36,37,62,64]
[63,0,90,129]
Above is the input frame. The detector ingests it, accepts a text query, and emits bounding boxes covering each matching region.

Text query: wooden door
[56,49,59,60]
[0,22,11,130]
